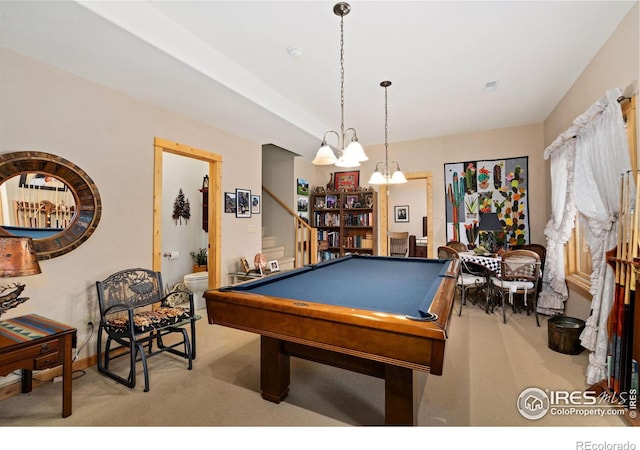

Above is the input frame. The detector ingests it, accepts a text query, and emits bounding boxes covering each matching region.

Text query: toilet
[183,271,209,310]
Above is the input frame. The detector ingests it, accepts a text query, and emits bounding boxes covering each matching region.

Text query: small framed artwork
[268,260,280,273]
[240,257,251,273]
[297,179,309,196]
[251,195,261,214]
[334,170,359,191]
[345,195,358,208]
[394,205,409,223]
[236,188,251,218]
[224,192,236,213]
[297,196,308,212]
[326,195,338,209]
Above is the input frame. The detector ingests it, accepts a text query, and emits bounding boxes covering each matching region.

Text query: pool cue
[609,173,623,388]
[610,173,625,390]
[621,170,640,395]
[613,172,630,393]
[617,170,635,394]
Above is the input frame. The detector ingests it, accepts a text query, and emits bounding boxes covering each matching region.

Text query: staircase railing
[262,185,317,267]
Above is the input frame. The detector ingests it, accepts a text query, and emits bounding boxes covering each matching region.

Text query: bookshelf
[311,190,377,261]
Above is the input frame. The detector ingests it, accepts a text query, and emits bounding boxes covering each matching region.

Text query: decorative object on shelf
[235,188,251,218]
[334,170,359,191]
[254,253,267,274]
[394,205,409,223]
[240,257,251,273]
[190,247,207,272]
[0,236,41,317]
[445,156,529,247]
[224,192,236,213]
[172,188,191,225]
[311,2,367,168]
[251,195,261,214]
[202,175,209,189]
[368,81,407,185]
[268,260,280,273]
[478,212,503,253]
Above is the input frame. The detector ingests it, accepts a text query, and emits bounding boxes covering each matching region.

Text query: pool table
[205,254,459,425]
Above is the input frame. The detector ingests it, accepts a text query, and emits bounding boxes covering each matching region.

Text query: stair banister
[262,185,318,267]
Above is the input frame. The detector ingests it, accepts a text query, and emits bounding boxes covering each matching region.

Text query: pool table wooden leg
[385,365,416,426]
[260,336,290,403]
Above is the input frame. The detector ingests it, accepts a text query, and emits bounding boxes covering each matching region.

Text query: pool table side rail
[205,260,458,375]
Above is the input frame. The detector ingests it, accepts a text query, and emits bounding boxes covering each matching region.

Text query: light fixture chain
[339,13,345,139]
[384,84,389,171]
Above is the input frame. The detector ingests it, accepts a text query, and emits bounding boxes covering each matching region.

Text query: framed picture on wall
[394,205,409,223]
[251,195,261,214]
[334,171,359,191]
[224,192,236,213]
[236,188,251,218]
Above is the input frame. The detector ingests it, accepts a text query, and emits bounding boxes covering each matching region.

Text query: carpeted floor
[0,300,631,447]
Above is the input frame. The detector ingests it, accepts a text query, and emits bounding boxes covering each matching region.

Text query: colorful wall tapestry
[444,156,529,248]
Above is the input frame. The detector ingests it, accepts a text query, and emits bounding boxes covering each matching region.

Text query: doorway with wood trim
[152,137,223,290]
[379,172,433,258]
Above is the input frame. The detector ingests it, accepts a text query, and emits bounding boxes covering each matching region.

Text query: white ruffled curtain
[542,88,631,385]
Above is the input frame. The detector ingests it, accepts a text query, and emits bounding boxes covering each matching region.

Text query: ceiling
[0,1,636,162]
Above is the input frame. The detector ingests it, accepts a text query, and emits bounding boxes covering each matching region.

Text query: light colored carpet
[0,300,632,446]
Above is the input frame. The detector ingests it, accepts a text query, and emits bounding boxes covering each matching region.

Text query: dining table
[458,251,502,276]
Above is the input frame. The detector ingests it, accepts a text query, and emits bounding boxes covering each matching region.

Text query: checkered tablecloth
[460,253,501,276]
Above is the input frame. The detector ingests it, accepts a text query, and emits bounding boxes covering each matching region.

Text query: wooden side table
[0,314,77,417]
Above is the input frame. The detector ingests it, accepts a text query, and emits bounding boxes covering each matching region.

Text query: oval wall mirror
[0,151,101,259]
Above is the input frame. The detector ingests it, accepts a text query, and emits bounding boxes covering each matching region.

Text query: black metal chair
[438,246,489,315]
[96,268,197,392]
[458,260,492,316]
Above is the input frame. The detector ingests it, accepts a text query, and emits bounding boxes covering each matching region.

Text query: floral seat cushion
[105,306,191,334]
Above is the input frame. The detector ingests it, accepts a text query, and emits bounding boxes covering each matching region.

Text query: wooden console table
[0,314,77,417]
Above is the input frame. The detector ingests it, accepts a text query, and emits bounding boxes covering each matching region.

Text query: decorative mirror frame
[0,151,102,259]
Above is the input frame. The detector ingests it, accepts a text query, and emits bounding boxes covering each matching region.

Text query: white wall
[388,181,428,238]
[161,153,208,288]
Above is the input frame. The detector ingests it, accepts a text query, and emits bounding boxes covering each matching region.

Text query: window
[565,96,637,297]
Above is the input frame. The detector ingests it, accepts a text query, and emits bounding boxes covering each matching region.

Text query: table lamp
[0,236,42,317]
[478,212,503,253]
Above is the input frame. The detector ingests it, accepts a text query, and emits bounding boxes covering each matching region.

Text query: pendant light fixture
[368,81,407,185]
[312,2,367,168]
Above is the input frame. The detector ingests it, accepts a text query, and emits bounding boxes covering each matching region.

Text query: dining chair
[388,231,409,257]
[438,246,490,315]
[490,249,542,326]
[511,243,547,300]
[446,240,468,253]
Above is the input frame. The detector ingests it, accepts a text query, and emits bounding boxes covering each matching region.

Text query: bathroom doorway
[152,137,223,290]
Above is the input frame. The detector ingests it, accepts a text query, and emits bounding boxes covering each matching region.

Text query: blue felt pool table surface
[222,254,454,320]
